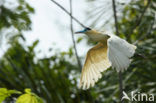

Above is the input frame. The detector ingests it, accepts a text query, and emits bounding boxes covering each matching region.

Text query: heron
[75,27,137,90]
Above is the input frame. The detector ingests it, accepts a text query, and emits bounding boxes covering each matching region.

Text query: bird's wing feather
[80,43,111,89]
[107,35,136,72]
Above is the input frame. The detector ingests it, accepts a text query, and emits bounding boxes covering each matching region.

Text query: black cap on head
[85,27,91,31]
[75,27,92,34]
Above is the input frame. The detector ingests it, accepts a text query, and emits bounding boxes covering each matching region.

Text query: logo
[122,91,155,102]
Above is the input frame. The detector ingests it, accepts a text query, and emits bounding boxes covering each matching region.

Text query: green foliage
[16,89,43,103]
[0,88,43,103]
[0,88,21,103]
[0,0,34,43]
[0,0,34,30]
[0,40,95,103]
[76,37,83,43]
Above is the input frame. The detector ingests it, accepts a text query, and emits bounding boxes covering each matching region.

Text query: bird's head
[75,27,99,35]
[75,27,110,42]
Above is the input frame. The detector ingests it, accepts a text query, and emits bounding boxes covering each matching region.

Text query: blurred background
[0,0,156,102]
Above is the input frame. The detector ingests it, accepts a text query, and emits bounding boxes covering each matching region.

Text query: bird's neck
[85,30,109,42]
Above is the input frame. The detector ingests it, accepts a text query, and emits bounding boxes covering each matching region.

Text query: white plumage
[107,34,136,72]
[75,28,136,89]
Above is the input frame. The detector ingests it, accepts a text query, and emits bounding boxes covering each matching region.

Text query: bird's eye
[85,27,91,31]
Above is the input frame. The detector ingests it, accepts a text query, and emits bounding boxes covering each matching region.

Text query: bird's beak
[75,30,85,34]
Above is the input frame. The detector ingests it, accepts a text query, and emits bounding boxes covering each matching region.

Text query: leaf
[76,37,83,43]
[33,40,39,48]
[25,89,31,94]
[0,88,9,103]
[26,4,35,13]
[28,40,39,52]
[16,89,43,103]
[8,90,22,95]
[0,88,21,103]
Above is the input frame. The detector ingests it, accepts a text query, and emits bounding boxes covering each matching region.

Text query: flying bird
[75,27,137,89]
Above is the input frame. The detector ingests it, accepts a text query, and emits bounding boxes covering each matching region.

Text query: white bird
[75,27,137,90]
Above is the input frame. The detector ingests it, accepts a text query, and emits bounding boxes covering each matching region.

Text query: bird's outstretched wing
[79,43,111,89]
[107,35,136,72]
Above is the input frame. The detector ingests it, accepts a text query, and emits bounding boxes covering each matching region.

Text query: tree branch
[50,0,87,28]
[112,0,124,103]
[112,0,119,36]
[69,0,82,69]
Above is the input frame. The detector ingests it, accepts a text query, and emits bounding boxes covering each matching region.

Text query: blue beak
[75,30,85,34]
